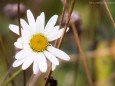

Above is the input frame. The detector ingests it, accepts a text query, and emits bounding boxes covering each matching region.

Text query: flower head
[9,9,70,74]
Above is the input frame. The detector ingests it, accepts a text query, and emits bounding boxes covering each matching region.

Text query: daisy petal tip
[22,66,27,70]
[54,59,59,65]
[40,67,47,72]
[14,42,22,49]
[56,62,59,65]
[40,12,45,19]
[33,71,38,74]
[9,24,14,30]
[9,24,13,28]
[14,42,17,47]
[64,55,70,61]
[41,69,47,73]
[51,15,58,21]
[12,61,19,68]
[12,63,16,67]
[67,27,69,32]
[27,9,33,16]
[27,9,31,13]
[20,19,23,22]
[54,15,58,19]
[52,68,55,71]
[52,64,56,71]
[41,12,45,15]
[33,72,37,75]
[66,57,70,61]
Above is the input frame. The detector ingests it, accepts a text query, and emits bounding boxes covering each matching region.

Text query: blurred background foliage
[0,0,115,86]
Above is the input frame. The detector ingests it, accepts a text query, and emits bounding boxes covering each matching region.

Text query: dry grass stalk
[103,0,115,28]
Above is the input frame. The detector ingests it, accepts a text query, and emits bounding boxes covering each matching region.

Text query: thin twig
[59,0,67,29]
[44,67,52,86]
[70,21,93,86]
[44,0,76,86]
[103,0,115,28]
[57,0,75,48]
[54,0,67,47]
[17,0,22,36]
[27,71,42,86]
[17,0,26,85]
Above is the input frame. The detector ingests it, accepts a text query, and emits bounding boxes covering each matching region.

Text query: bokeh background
[0,0,115,86]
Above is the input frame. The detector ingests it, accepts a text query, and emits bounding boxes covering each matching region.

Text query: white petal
[22,53,35,70]
[14,41,30,50]
[39,12,45,32]
[20,19,33,34]
[36,12,45,33]
[23,44,31,50]
[37,52,47,72]
[36,16,41,32]
[21,30,32,41]
[15,50,31,59]
[12,57,26,67]
[14,42,23,49]
[47,46,70,61]
[27,10,36,33]
[45,15,58,31]
[47,27,69,41]
[52,64,56,71]
[33,58,40,74]
[17,37,30,44]
[15,43,31,51]
[9,24,32,39]
[44,51,59,65]
[43,26,59,35]
[9,24,23,35]
[17,37,23,43]
[20,19,30,30]
[9,24,31,40]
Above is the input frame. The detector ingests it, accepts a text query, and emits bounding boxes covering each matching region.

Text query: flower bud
[3,3,26,20]
[61,11,82,36]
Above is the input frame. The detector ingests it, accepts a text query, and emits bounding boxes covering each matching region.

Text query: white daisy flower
[9,9,70,74]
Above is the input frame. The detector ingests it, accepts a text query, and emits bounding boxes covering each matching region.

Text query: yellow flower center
[30,34,48,52]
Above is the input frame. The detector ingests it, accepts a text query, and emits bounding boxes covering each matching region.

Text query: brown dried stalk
[44,0,76,86]
[17,0,26,85]
[103,0,115,28]
[17,0,22,36]
[54,0,67,47]
[70,21,93,86]
[27,71,42,86]
[57,0,75,48]
[59,0,67,29]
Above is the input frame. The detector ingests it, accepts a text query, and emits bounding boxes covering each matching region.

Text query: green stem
[4,69,22,86]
